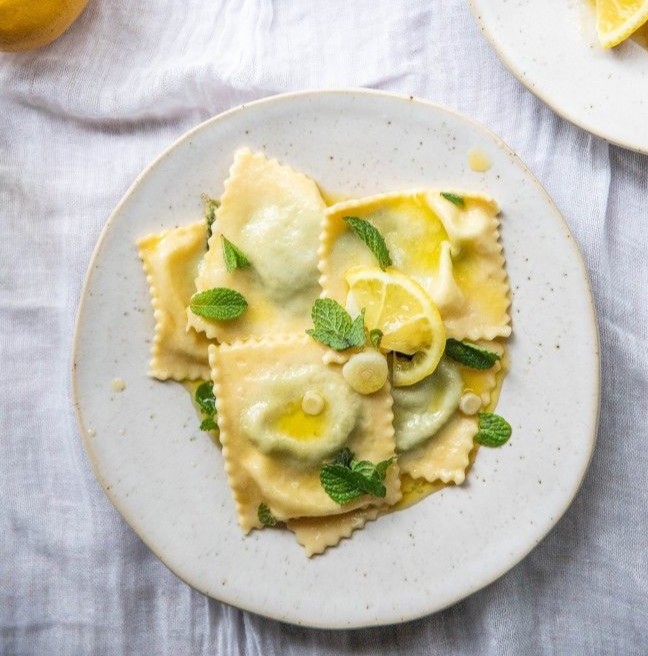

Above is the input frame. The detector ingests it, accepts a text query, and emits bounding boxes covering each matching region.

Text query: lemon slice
[345,266,446,386]
[596,0,648,48]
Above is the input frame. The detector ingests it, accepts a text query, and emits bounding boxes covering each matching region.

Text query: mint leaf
[320,450,394,505]
[343,216,392,269]
[475,412,512,447]
[202,194,220,242]
[306,298,365,350]
[445,339,501,369]
[200,417,218,431]
[441,192,465,208]
[190,288,247,320]
[320,465,385,504]
[346,310,366,348]
[311,298,352,335]
[334,447,354,467]
[258,503,277,527]
[195,381,215,414]
[221,236,251,273]
[195,381,218,432]
[369,328,383,349]
[305,328,353,351]
[373,456,395,479]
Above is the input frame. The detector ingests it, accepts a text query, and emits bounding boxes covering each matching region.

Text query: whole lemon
[0,0,89,52]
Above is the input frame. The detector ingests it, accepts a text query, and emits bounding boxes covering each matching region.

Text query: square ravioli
[319,190,511,341]
[395,341,505,484]
[209,335,401,532]
[187,148,326,342]
[137,221,213,381]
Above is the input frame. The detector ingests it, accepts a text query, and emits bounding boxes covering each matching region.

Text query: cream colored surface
[320,190,511,341]
[399,341,504,483]
[187,149,325,342]
[209,335,400,534]
[137,221,213,381]
[287,507,380,557]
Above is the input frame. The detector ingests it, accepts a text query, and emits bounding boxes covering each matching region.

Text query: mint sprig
[320,449,395,505]
[201,194,220,242]
[475,412,512,447]
[343,216,392,269]
[306,299,365,351]
[445,338,501,369]
[195,381,218,433]
[258,503,277,527]
[190,287,247,321]
[441,192,465,208]
[221,236,251,273]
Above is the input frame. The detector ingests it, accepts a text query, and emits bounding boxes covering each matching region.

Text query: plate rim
[468,0,648,156]
[71,87,601,628]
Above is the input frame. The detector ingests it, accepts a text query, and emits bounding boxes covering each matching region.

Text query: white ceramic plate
[72,89,599,628]
[470,0,648,153]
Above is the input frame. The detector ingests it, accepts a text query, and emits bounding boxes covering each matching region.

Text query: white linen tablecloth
[1,1,646,653]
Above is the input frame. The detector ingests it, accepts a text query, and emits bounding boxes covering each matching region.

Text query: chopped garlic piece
[302,390,325,416]
[342,351,388,395]
[460,392,482,415]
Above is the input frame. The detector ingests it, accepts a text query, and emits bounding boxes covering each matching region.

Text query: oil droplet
[468,148,491,172]
[87,428,96,438]
[111,377,126,392]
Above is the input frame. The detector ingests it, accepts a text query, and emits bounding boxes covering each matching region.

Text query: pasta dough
[397,341,505,484]
[287,507,380,557]
[187,149,326,342]
[209,334,401,534]
[319,190,511,341]
[137,221,213,381]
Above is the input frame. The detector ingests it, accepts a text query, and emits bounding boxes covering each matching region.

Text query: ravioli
[287,507,379,557]
[397,341,505,484]
[319,190,511,341]
[137,221,213,381]
[187,149,326,342]
[209,335,401,534]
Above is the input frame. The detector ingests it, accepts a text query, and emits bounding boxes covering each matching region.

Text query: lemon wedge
[596,0,648,48]
[345,266,446,387]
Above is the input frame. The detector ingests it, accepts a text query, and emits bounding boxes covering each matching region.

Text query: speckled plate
[470,0,648,153]
[72,89,599,628]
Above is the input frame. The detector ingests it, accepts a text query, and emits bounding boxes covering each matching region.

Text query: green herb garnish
[343,216,392,269]
[190,287,247,321]
[441,192,465,208]
[305,298,365,351]
[320,449,394,505]
[200,417,218,431]
[474,412,512,447]
[202,194,220,242]
[445,338,501,369]
[369,328,383,350]
[221,235,251,273]
[195,381,216,414]
[258,503,277,527]
[195,381,217,433]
